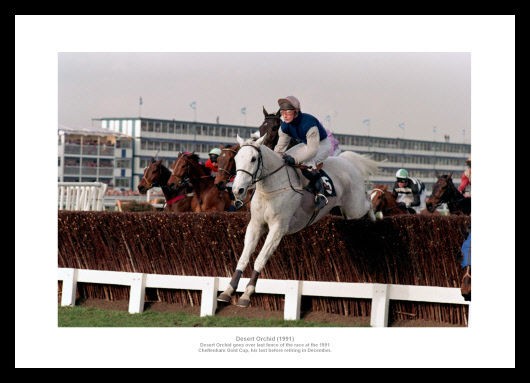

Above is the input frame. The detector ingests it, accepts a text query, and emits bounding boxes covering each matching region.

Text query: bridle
[140,162,163,189]
[236,144,286,186]
[170,153,203,186]
[217,147,238,181]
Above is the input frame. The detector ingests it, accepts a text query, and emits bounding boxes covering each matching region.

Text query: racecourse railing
[58,182,107,211]
[58,268,469,327]
[58,183,164,210]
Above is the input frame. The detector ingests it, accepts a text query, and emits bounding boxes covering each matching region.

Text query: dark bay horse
[137,159,193,212]
[426,174,471,215]
[370,184,412,218]
[258,107,282,149]
[167,152,232,212]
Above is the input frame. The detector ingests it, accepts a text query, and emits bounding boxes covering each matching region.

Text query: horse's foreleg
[237,224,287,308]
[217,220,265,303]
[217,270,242,302]
[236,270,259,308]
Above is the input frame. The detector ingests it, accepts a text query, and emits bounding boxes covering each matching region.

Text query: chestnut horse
[426,174,471,215]
[167,152,232,212]
[213,144,253,211]
[137,159,193,212]
[370,184,411,218]
[212,108,283,209]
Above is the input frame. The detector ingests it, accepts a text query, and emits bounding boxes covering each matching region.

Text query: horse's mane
[182,152,200,162]
[373,184,389,192]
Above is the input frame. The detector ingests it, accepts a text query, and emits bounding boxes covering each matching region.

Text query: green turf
[58,306,366,327]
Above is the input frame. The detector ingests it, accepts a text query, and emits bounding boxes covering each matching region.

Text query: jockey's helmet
[396,168,409,179]
[466,155,471,165]
[278,96,301,111]
[209,148,222,156]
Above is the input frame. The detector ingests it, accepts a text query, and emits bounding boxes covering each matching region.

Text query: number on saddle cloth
[318,169,337,197]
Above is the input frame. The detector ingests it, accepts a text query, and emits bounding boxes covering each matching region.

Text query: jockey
[273,95,332,209]
[392,168,424,211]
[458,155,471,197]
[205,147,221,177]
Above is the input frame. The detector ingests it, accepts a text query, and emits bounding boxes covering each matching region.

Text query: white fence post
[200,277,218,317]
[58,182,107,211]
[58,268,468,324]
[128,273,146,314]
[60,268,78,307]
[284,280,302,320]
[370,283,390,327]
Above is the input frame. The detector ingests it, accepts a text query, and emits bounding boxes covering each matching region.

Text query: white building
[58,125,134,189]
[58,117,470,192]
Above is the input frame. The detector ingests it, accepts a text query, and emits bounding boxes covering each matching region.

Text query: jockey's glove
[283,155,296,166]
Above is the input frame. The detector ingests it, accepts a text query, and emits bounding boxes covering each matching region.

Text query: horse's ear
[449,172,453,179]
[150,157,155,163]
[263,106,268,117]
[236,134,245,145]
[276,109,281,117]
[434,170,439,178]
[256,133,267,146]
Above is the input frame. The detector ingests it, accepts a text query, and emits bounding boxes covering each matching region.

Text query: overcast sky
[59,52,470,142]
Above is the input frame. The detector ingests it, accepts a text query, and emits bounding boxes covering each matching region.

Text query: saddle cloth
[318,169,337,197]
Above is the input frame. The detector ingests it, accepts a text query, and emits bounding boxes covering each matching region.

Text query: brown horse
[426,174,471,215]
[137,159,193,212]
[167,152,232,212]
[370,184,411,218]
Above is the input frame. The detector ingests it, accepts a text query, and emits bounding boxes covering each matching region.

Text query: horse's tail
[338,151,380,177]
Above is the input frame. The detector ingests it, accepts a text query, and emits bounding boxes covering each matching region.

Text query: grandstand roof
[58,124,129,137]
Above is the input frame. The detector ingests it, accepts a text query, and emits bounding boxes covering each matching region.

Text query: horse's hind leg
[340,197,375,222]
[217,220,265,303]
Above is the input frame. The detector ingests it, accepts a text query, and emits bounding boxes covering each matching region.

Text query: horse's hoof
[236,298,251,308]
[217,293,232,303]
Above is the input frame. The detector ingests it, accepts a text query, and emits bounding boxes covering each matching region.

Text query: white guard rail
[58,268,469,327]
[58,182,108,211]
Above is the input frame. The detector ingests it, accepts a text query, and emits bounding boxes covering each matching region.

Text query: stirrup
[315,193,328,207]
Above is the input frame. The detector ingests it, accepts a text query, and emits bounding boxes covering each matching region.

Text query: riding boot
[301,169,316,193]
[302,169,328,209]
